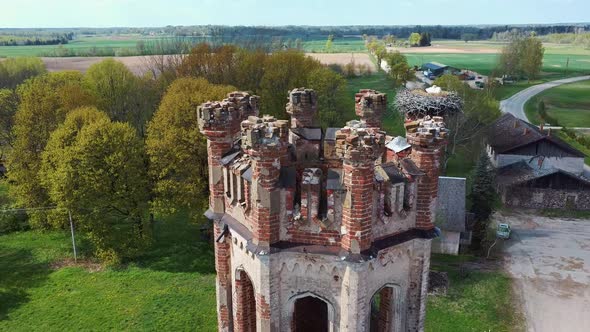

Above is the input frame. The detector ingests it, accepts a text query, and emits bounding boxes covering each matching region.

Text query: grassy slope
[0,214,218,331]
[426,254,522,332]
[557,131,590,165]
[524,80,590,127]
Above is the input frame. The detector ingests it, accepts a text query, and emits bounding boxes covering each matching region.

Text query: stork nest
[395,89,463,119]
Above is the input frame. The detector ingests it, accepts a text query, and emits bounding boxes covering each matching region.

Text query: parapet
[240,115,289,153]
[198,91,259,135]
[286,88,318,128]
[334,120,386,163]
[405,115,448,147]
[355,89,387,128]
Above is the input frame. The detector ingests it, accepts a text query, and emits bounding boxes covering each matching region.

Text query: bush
[0,206,29,234]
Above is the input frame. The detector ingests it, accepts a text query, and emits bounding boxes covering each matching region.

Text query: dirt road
[498,211,590,332]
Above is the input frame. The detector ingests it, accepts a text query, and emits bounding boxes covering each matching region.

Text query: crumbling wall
[503,187,590,210]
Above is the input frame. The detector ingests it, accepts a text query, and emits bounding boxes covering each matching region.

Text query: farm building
[421,62,459,77]
[487,113,590,210]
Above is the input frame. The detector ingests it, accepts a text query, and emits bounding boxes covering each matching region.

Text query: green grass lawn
[557,131,590,165]
[524,80,590,127]
[0,213,218,331]
[425,254,522,332]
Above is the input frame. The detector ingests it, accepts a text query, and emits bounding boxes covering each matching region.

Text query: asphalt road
[498,211,590,332]
[499,76,590,177]
[499,75,590,121]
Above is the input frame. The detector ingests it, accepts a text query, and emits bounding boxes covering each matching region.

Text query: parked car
[496,223,511,239]
[475,81,485,88]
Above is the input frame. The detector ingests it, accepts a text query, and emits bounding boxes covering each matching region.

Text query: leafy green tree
[9,71,95,228]
[409,33,421,46]
[469,152,496,249]
[0,57,46,89]
[146,78,235,219]
[307,67,348,127]
[520,35,545,81]
[0,89,18,150]
[385,51,414,86]
[419,32,431,46]
[434,74,501,168]
[325,34,334,52]
[259,50,322,119]
[84,59,156,133]
[41,107,149,264]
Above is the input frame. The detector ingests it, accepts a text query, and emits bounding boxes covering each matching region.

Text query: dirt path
[497,211,590,332]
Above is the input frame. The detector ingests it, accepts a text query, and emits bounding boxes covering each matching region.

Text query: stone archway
[288,292,335,332]
[369,285,402,332]
[234,269,256,332]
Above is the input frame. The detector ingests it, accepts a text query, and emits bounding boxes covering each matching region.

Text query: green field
[524,80,590,127]
[405,53,590,77]
[425,254,522,332]
[0,211,218,331]
[302,37,366,53]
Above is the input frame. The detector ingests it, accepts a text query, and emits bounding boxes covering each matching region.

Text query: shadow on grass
[135,213,215,275]
[0,246,51,320]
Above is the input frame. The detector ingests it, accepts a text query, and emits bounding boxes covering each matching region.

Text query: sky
[1,0,588,28]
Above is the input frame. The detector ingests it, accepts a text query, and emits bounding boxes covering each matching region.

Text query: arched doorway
[293,295,329,332]
[234,269,256,332]
[370,285,398,332]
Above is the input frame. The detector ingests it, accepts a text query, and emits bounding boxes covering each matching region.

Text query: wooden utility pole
[68,211,77,262]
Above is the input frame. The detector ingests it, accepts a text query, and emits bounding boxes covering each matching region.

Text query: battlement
[240,115,289,153]
[198,91,259,135]
[334,120,386,163]
[405,115,448,147]
[286,88,318,128]
[355,89,387,128]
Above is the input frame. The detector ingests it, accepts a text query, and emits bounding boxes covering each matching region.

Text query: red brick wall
[213,222,231,330]
[234,270,257,332]
[341,161,374,253]
[411,145,441,230]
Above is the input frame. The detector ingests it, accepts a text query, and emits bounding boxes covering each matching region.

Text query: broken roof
[488,113,584,157]
[400,158,425,176]
[386,136,411,153]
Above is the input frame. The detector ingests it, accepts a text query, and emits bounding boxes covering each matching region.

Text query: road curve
[499,75,590,121]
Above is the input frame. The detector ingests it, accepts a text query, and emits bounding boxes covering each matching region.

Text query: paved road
[498,212,590,332]
[499,76,590,121]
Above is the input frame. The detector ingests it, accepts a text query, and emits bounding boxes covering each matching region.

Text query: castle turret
[286,88,317,128]
[355,89,387,129]
[335,120,385,254]
[240,115,289,246]
[198,92,259,331]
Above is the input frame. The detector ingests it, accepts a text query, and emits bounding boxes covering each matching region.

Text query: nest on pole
[395,89,463,120]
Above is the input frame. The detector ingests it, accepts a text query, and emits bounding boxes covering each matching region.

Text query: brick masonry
[199,89,452,331]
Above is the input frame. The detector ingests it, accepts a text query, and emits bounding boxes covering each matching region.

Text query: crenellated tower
[199,88,455,332]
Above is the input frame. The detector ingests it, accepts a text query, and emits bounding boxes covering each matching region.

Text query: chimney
[286,88,317,128]
[540,123,544,131]
[355,89,387,129]
[514,120,519,128]
[548,128,552,137]
[523,127,530,135]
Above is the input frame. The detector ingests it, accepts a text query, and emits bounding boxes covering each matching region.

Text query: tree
[499,35,544,81]
[469,152,496,250]
[0,57,46,89]
[325,34,334,52]
[41,108,149,264]
[146,78,235,219]
[307,67,348,127]
[433,74,501,168]
[0,89,18,150]
[383,34,396,45]
[84,58,156,133]
[373,43,387,68]
[520,35,544,81]
[259,50,322,119]
[419,32,431,46]
[9,71,95,228]
[385,51,414,87]
[409,33,421,46]
[461,33,478,43]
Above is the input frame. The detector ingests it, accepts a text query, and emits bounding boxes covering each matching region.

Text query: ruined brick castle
[198,87,449,332]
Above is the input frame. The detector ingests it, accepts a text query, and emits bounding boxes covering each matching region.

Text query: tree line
[0,33,73,46]
[0,46,349,264]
